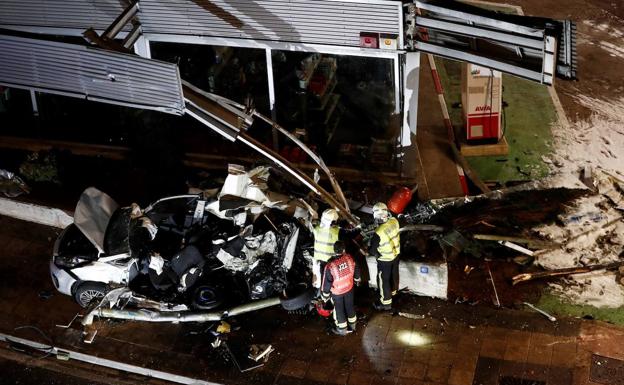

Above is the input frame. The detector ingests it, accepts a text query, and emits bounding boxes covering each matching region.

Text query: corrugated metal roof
[0,34,185,114]
[0,0,402,47]
[0,0,127,31]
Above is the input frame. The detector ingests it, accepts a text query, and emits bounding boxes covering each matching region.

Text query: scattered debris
[473,234,559,250]
[512,261,624,286]
[397,312,425,320]
[498,240,535,257]
[0,169,29,197]
[512,255,534,266]
[248,344,274,362]
[523,302,557,322]
[486,262,501,308]
[224,341,264,372]
[216,321,231,334]
[211,337,222,349]
[581,165,596,190]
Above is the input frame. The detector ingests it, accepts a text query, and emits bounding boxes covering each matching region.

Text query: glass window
[271,51,398,171]
[151,42,270,115]
[0,87,37,134]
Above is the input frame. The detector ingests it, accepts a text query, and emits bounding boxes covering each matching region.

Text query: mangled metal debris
[248,344,274,362]
[512,261,624,286]
[52,165,320,336]
[0,169,29,197]
[523,302,557,322]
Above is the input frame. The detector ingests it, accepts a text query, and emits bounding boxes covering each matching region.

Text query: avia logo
[475,105,492,111]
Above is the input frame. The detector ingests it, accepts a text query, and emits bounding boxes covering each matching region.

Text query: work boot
[348,322,357,332]
[373,302,392,311]
[331,327,350,336]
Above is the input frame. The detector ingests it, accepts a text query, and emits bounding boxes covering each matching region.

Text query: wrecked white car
[50,166,316,317]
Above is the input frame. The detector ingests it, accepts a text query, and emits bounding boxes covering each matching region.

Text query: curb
[0,197,72,228]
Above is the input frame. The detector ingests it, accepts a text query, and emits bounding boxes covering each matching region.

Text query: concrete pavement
[1,215,623,385]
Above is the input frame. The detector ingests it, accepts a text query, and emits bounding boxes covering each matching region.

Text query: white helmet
[372,202,389,223]
[320,209,339,227]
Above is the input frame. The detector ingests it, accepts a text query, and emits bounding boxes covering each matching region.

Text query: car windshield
[103,207,131,256]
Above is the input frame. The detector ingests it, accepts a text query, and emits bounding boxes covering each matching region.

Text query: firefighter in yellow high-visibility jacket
[312,209,341,289]
[369,202,400,310]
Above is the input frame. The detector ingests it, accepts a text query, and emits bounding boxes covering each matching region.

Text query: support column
[133,36,151,59]
[265,48,278,150]
[30,90,39,116]
[402,52,420,145]
[393,54,401,115]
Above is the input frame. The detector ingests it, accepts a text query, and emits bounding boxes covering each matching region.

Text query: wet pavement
[1,215,624,385]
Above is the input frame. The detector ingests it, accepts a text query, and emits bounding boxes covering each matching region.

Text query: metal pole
[29,90,39,116]
[103,1,140,40]
[85,297,282,324]
[134,36,151,58]
[265,48,279,150]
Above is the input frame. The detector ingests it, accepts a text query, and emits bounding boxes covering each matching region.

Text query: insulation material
[215,232,277,272]
[534,178,624,308]
[365,257,448,299]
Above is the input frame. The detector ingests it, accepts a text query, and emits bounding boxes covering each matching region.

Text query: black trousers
[331,289,356,329]
[377,258,399,305]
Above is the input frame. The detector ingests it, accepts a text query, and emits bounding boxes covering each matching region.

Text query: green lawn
[435,58,557,183]
[536,292,624,326]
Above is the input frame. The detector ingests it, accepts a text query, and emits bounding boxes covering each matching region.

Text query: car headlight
[54,255,86,268]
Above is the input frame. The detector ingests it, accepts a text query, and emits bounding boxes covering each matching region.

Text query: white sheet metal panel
[139,0,401,47]
[0,0,402,48]
[0,34,185,114]
[0,0,127,31]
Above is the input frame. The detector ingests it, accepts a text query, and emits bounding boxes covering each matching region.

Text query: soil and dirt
[491,0,624,120]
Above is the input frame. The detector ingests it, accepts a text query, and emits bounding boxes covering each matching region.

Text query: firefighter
[312,209,340,288]
[369,202,401,311]
[321,241,360,336]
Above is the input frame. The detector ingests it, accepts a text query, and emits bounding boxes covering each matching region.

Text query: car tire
[191,285,223,310]
[73,281,108,308]
[280,283,315,311]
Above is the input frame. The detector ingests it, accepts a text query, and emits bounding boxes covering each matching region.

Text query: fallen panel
[365,256,448,299]
[409,0,577,84]
[0,34,184,114]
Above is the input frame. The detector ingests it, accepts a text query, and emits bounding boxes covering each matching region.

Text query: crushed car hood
[74,187,119,253]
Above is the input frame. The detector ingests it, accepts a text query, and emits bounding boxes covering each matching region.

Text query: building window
[271,51,398,171]
[151,42,270,115]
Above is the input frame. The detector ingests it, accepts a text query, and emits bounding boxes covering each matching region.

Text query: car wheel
[280,283,315,311]
[73,282,107,308]
[191,285,223,310]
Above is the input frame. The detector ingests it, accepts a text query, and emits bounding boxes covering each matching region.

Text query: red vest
[325,254,355,295]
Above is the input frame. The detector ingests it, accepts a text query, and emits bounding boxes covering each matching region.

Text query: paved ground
[414,55,465,199]
[1,215,624,385]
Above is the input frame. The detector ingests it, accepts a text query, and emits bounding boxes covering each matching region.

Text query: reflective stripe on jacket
[324,254,356,295]
[313,225,339,262]
[376,217,400,261]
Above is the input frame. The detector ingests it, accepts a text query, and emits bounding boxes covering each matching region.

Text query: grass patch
[536,292,624,326]
[435,58,557,183]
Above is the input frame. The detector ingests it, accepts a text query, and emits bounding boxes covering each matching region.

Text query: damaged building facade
[0,0,576,176]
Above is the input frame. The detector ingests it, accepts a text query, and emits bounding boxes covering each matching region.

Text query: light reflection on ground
[361,314,431,372]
